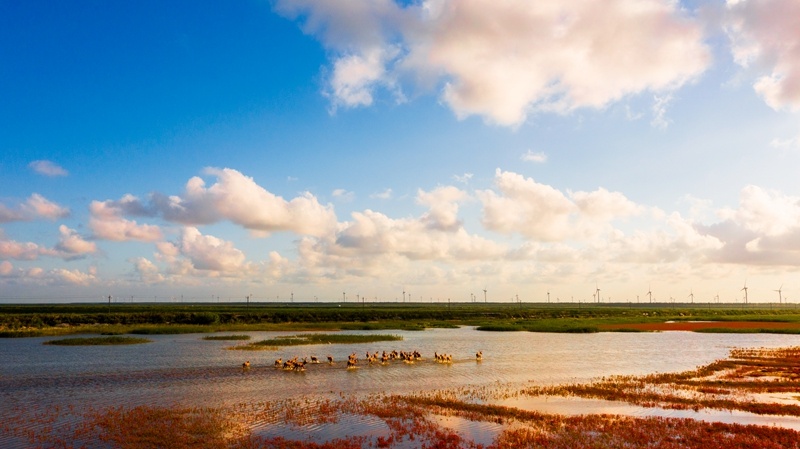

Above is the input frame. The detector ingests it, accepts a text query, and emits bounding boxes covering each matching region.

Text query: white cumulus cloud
[29,160,68,177]
[55,225,97,258]
[521,150,548,163]
[277,0,710,126]
[152,168,337,238]
[0,194,70,223]
[478,170,576,241]
[725,0,800,111]
[89,200,163,242]
[0,238,50,260]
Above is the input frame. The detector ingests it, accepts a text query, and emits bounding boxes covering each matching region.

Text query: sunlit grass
[130,325,214,335]
[228,344,278,351]
[5,303,800,337]
[202,334,251,341]
[476,319,601,333]
[43,336,151,345]
[244,333,403,348]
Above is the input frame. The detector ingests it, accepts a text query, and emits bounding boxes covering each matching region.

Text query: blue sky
[2,0,799,303]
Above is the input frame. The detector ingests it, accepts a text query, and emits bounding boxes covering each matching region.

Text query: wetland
[2,303,800,448]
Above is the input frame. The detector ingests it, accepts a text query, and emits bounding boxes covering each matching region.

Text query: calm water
[2,328,799,445]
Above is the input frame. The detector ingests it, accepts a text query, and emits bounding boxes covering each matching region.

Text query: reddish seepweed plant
[523,345,800,417]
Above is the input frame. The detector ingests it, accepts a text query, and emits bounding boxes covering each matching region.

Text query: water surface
[2,328,799,446]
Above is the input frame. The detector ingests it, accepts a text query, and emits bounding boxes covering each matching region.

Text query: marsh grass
[130,325,213,335]
[475,324,523,332]
[43,336,151,346]
[245,333,402,348]
[339,320,459,331]
[228,344,278,351]
[5,303,800,338]
[477,319,600,333]
[0,329,45,338]
[202,334,251,341]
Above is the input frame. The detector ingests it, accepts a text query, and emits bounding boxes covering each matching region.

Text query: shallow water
[499,395,800,431]
[2,328,799,446]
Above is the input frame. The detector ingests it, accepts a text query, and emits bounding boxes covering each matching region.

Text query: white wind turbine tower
[646,285,653,303]
[688,290,694,304]
[483,287,487,303]
[741,281,748,304]
[775,284,783,304]
[595,283,601,303]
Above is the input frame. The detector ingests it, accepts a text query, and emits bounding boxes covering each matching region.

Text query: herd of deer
[241,350,483,371]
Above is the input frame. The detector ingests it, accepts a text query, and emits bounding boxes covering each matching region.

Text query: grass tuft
[202,334,251,341]
[245,333,402,348]
[44,336,151,345]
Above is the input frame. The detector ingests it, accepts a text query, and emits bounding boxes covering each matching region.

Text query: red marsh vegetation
[524,346,800,417]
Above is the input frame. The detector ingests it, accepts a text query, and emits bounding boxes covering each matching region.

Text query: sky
[1,0,800,304]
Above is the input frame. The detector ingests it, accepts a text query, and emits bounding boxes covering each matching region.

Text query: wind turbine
[595,283,601,303]
[646,285,653,303]
[741,281,748,304]
[547,290,550,303]
[775,284,783,304]
[483,287,487,303]
[688,290,694,304]
[402,288,406,303]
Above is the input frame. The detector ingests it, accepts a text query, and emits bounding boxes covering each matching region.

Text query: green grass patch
[475,324,523,332]
[338,320,460,331]
[245,333,402,348]
[129,325,212,335]
[5,303,800,337]
[476,319,599,333]
[44,336,151,346]
[526,323,599,333]
[228,344,278,351]
[202,334,251,341]
[0,330,45,338]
